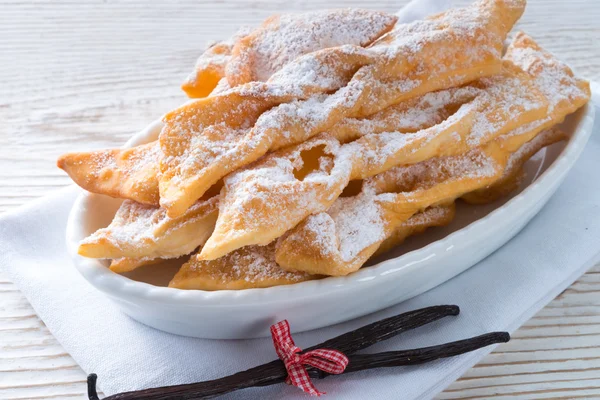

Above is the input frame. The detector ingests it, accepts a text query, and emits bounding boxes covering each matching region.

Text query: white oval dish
[66,103,595,339]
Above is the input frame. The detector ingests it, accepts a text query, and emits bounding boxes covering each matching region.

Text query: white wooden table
[1,0,599,398]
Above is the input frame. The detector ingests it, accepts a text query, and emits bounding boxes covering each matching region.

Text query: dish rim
[65,102,596,307]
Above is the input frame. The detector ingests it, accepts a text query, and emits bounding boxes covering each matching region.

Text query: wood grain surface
[1,0,599,398]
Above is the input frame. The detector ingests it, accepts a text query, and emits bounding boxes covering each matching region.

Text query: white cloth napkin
[1,3,599,396]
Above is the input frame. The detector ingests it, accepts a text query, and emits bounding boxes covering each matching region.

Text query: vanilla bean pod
[88,306,509,400]
[89,305,457,400]
[304,304,460,354]
[308,331,510,378]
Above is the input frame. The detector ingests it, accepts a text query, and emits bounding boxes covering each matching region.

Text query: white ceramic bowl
[66,103,595,339]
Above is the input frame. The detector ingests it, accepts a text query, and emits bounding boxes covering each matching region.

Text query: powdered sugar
[267,45,371,95]
[327,187,386,261]
[348,101,474,172]
[231,9,397,83]
[292,144,499,267]
[466,71,547,146]
[212,61,539,256]
[212,135,349,246]
[335,86,481,143]
[161,0,521,212]
[506,33,590,115]
[81,196,218,259]
[300,213,339,257]
[190,243,310,284]
[92,201,161,248]
[87,151,117,173]
[372,147,499,198]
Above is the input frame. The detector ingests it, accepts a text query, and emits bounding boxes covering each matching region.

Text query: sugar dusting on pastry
[170,243,313,290]
[206,52,548,259]
[227,9,397,84]
[79,196,218,262]
[160,1,523,217]
[60,2,592,289]
[298,146,501,267]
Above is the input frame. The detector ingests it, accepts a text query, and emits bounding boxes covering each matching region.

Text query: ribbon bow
[270,320,349,396]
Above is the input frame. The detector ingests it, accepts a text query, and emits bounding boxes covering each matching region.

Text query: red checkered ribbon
[270,320,349,396]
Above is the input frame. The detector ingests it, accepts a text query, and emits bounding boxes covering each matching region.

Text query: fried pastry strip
[225,9,397,86]
[75,87,474,270]
[275,139,507,276]
[75,33,589,276]
[462,127,567,204]
[159,0,523,217]
[78,196,218,264]
[275,127,566,276]
[167,126,563,288]
[168,205,454,290]
[59,11,394,203]
[199,61,546,260]
[57,141,161,206]
[181,27,252,98]
[373,204,456,257]
[168,243,315,290]
[72,84,483,266]
[109,257,162,274]
[58,1,521,213]
[199,33,590,260]
[182,10,397,97]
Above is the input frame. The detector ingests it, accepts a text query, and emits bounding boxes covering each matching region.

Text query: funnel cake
[168,205,454,290]
[158,0,524,217]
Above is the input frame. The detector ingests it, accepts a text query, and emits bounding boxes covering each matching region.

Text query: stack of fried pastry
[58,0,590,290]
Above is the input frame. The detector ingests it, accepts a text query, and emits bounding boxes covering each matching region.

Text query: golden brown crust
[62,4,595,290]
[159,0,523,218]
[181,38,240,99]
[109,257,162,274]
[78,196,218,261]
[373,204,456,257]
[168,243,316,290]
[274,140,509,276]
[463,127,567,204]
[57,141,160,206]
[200,60,546,261]
[226,10,397,86]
